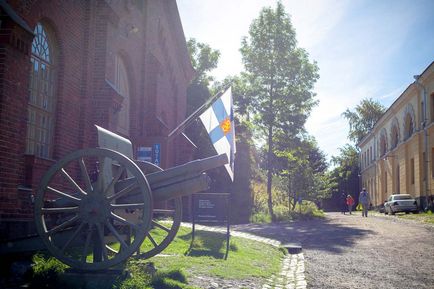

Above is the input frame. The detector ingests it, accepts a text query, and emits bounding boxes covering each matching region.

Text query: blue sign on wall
[152,143,161,165]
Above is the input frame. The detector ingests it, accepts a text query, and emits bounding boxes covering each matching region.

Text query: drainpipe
[373,134,377,205]
[414,75,429,211]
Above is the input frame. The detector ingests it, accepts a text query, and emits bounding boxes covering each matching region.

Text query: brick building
[0,0,194,240]
[359,62,434,210]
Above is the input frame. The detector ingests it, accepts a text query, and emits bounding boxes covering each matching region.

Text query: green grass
[138,226,284,280]
[116,266,197,289]
[27,226,284,289]
[397,210,434,224]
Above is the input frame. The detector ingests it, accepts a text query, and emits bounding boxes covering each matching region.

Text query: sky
[177,0,434,161]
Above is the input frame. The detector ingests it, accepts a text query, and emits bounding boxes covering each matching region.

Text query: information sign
[191,193,230,259]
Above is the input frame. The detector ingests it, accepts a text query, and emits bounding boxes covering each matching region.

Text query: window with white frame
[26,23,56,158]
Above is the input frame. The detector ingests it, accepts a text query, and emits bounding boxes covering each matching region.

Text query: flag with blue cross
[199,87,236,181]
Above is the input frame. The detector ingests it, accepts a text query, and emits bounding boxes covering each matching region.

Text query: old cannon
[29,126,227,271]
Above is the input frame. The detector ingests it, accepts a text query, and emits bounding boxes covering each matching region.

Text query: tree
[240,2,319,221]
[187,38,220,86]
[185,38,220,160]
[342,98,386,144]
[274,136,329,210]
[186,38,220,114]
[325,144,360,210]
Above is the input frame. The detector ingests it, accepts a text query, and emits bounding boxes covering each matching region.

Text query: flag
[199,87,236,181]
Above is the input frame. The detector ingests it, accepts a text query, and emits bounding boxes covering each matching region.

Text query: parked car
[384,194,419,215]
[378,202,386,213]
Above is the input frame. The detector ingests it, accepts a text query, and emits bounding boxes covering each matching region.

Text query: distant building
[359,62,434,210]
[0,0,194,239]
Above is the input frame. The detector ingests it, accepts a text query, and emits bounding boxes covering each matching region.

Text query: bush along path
[182,223,307,289]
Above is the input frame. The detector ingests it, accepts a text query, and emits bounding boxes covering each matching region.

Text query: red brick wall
[0,0,194,239]
[0,15,33,224]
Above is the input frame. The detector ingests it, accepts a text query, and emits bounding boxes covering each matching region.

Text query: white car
[384,194,419,215]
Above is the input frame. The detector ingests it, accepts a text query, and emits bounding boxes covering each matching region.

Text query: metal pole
[414,75,429,211]
[167,87,229,139]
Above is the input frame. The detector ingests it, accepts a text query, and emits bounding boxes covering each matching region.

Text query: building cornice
[358,61,434,148]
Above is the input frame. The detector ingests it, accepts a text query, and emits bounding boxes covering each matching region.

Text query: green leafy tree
[186,38,220,115]
[240,2,319,221]
[324,98,385,209]
[325,144,360,210]
[187,38,220,87]
[342,98,386,144]
[185,39,221,159]
[274,136,329,210]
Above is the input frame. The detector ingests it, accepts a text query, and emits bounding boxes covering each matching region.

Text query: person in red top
[346,194,355,215]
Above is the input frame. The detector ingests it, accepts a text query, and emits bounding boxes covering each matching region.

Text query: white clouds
[283,0,351,50]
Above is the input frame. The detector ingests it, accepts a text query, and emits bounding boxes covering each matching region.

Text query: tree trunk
[267,79,276,222]
[267,124,275,222]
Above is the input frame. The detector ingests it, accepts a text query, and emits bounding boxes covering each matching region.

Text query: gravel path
[232,212,434,289]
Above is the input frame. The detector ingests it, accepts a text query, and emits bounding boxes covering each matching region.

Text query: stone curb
[181,223,307,289]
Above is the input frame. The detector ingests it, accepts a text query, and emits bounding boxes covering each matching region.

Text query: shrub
[251,200,324,223]
[28,254,67,289]
[250,211,272,223]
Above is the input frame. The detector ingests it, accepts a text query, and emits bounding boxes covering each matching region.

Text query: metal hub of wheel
[34,148,153,271]
[79,194,111,224]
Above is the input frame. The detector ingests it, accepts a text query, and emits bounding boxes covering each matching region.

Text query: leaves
[239,2,319,221]
[187,38,220,87]
[342,98,386,144]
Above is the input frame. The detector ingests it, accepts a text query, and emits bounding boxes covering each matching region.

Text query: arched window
[26,23,56,158]
[404,114,414,140]
[379,128,388,157]
[403,104,415,140]
[390,118,400,149]
[114,55,130,136]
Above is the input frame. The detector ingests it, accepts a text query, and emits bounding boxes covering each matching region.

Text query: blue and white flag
[199,87,236,181]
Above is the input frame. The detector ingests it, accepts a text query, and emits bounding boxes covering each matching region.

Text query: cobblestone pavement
[182,223,306,289]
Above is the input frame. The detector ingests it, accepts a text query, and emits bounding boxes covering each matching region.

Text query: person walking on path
[340,192,347,214]
[346,194,355,214]
[359,188,370,217]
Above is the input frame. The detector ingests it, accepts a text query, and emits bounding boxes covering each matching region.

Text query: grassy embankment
[397,210,434,224]
[27,226,284,289]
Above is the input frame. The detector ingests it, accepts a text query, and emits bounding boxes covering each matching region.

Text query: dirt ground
[233,212,434,289]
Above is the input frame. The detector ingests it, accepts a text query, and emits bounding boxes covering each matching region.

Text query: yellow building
[359,62,434,210]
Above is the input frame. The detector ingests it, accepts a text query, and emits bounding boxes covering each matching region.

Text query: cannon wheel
[34,148,153,271]
[134,161,182,259]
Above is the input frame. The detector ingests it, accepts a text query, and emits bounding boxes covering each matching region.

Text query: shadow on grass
[233,213,376,254]
[178,231,227,259]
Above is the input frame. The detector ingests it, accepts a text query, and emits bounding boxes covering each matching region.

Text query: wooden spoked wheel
[34,148,153,271]
[134,161,182,259]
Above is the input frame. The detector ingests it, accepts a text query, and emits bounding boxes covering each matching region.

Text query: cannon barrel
[145,153,228,186]
[152,173,209,202]
[115,153,228,203]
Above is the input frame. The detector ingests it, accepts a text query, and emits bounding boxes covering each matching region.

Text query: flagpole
[167,87,229,139]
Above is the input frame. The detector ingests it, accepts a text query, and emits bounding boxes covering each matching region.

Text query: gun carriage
[2,126,227,271]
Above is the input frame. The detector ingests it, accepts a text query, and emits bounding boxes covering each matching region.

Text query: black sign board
[193,193,229,223]
[191,193,230,259]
